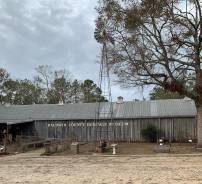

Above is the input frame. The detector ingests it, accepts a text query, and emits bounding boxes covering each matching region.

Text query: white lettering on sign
[47,122,129,127]
[48,123,67,127]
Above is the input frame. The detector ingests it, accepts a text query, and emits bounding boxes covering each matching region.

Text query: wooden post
[3,124,8,153]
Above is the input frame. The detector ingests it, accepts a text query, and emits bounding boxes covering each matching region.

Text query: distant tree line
[0,65,107,105]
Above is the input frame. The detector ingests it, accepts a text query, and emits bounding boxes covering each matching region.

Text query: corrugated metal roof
[0,99,197,123]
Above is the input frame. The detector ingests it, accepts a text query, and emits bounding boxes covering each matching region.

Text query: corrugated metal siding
[35,117,197,142]
[0,99,197,122]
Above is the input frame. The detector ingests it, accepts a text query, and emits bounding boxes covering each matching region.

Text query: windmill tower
[94,17,114,142]
[94,42,114,141]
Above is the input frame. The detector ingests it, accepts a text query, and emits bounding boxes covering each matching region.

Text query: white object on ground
[111,144,117,155]
[0,145,4,152]
[159,139,164,146]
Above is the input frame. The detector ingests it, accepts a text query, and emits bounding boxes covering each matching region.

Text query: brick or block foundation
[71,142,79,154]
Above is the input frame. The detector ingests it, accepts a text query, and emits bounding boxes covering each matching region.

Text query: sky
[0,0,148,101]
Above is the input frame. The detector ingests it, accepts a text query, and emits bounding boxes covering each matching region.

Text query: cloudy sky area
[0,0,147,101]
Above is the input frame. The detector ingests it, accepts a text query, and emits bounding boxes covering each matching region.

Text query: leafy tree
[71,79,82,103]
[150,87,184,100]
[3,79,43,105]
[16,80,43,105]
[2,79,17,104]
[0,68,9,104]
[95,0,202,145]
[47,76,72,104]
[81,79,107,103]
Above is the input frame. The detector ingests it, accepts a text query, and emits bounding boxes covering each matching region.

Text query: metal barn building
[0,98,197,142]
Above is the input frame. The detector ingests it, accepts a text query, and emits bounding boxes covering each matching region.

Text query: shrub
[141,125,158,142]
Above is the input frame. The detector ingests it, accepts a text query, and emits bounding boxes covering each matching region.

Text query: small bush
[141,125,158,142]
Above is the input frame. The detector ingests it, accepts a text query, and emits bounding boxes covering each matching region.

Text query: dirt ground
[1,149,202,184]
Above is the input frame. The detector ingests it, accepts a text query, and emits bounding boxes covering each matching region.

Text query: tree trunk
[197,105,202,146]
